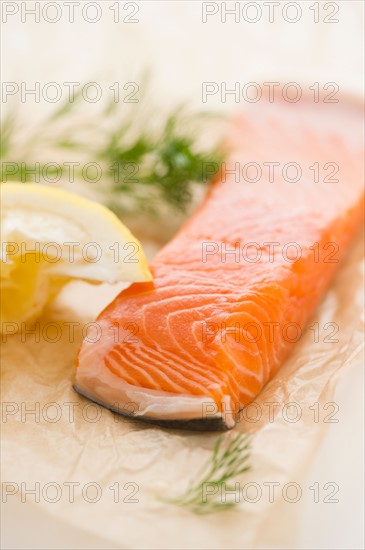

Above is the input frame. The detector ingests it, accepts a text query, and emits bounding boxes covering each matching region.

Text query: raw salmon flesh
[75,95,364,430]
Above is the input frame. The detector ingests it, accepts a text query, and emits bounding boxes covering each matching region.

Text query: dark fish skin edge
[73,384,232,432]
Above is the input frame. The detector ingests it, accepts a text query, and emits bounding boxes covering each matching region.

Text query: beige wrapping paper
[1,233,364,549]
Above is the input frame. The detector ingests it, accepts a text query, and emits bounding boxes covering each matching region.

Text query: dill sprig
[160,433,251,514]
[1,85,225,217]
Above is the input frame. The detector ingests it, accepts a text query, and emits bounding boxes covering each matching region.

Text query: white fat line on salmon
[75,358,236,427]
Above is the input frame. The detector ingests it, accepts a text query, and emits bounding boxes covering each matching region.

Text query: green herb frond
[1,81,225,218]
[160,433,251,514]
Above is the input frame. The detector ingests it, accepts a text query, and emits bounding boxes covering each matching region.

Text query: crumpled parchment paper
[1,234,364,550]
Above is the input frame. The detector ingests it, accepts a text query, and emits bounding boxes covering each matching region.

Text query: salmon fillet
[75,95,364,430]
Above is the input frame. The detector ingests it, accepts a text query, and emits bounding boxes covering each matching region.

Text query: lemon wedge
[1,183,152,328]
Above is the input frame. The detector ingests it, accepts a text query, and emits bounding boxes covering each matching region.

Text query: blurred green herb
[160,433,251,514]
[1,86,225,217]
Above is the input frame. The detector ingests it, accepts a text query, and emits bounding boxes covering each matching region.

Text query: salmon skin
[75,95,364,431]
